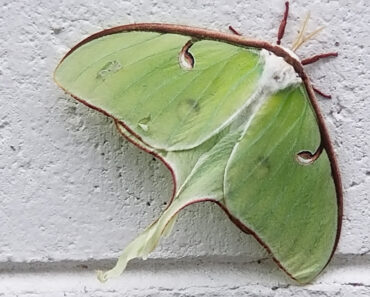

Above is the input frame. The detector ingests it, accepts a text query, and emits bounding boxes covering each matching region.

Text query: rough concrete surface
[0,0,369,295]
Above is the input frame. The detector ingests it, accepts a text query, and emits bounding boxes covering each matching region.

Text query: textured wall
[1,0,369,295]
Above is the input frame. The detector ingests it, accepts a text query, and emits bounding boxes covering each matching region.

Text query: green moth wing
[54,23,342,284]
[54,31,262,150]
[224,85,337,283]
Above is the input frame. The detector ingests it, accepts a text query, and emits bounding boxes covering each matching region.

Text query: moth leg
[301,52,338,65]
[228,25,242,36]
[277,1,289,45]
[302,52,338,99]
[312,86,332,99]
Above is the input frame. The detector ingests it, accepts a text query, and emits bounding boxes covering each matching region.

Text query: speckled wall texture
[0,0,369,296]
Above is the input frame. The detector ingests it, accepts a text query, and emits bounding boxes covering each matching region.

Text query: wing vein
[149,52,239,124]
[71,34,163,82]
[197,58,261,139]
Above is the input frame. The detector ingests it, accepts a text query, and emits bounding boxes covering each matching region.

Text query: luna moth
[54,1,342,284]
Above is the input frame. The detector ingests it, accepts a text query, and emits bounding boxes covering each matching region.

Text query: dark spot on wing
[96,60,122,80]
[137,114,151,132]
[177,99,201,120]
[255,156,270,178]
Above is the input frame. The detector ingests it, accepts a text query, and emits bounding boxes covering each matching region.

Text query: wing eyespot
[295,145,323,165]
[96,60,122,81]
[179,40,195,70]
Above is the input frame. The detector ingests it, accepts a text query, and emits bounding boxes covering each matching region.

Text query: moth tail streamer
[96,200,185,282]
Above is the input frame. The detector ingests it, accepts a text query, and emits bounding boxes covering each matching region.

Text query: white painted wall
[1,0,369,295]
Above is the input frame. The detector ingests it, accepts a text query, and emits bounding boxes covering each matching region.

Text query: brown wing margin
[56,23,342,281]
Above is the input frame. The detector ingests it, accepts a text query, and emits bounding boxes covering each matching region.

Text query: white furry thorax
[258,48,302,95]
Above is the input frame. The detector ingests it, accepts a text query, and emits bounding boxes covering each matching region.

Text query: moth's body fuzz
[259,49,302,95]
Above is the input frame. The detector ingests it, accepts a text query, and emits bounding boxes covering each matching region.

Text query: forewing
[224,85,338,283]
[54,31,262,150]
